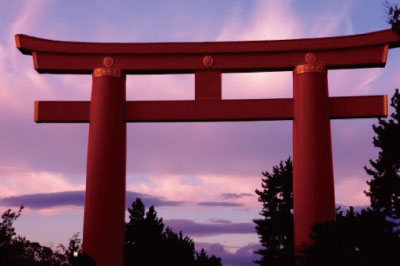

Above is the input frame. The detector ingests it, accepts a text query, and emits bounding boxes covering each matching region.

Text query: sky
[1,0,400,265]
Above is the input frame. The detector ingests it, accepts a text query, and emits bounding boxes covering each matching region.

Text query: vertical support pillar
[83,67,126,266]
[292,61,336,248]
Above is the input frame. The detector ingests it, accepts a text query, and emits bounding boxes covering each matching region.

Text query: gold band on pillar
[294,64,325,74]
[92,56,123,77]
[93,68,123,77]
[294,52,325,74]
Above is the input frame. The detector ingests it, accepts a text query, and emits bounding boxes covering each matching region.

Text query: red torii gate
[15,29,400,265]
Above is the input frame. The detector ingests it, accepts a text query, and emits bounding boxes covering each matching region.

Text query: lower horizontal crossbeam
[34,95,387,123]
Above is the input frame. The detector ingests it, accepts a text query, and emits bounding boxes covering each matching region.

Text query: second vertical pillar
[292,62,336,248]
[83,67,126,266]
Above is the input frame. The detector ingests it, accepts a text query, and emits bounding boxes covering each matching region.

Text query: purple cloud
[196,201,243,207]
[221,193,253,199]
[208,219,233,224]
[164,219,255,236]
[0,191,182,209]
[0,191,247,210]
[126,192,182,207]
[0,191,85,209]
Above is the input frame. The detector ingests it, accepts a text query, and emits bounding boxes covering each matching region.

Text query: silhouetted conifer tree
[253,158,294,266]
[195,248,222,266]
[125,199,164,265]
[124,198,222,266]
[365,89,400,219]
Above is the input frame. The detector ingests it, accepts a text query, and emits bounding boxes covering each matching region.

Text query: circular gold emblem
[202,55,214,67]
[305,53,316,64]
[103,56,114,68]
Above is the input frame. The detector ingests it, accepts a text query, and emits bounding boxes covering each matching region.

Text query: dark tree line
[0,206,95,266]
[253,88,400,266]
[297,207,400,266]
[0,200,222,266]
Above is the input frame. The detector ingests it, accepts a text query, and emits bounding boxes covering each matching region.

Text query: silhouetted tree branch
[0,206,94,266]
[385,0,400,34]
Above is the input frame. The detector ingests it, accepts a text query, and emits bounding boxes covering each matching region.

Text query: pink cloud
[0,161,84,199]
[127,74,194,100]
[127,174,259,207]
[335,176,370,206]
[7,1,50,69]
[217,0,302,42]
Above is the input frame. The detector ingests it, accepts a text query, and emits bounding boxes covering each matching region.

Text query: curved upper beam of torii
[15,29,400,74]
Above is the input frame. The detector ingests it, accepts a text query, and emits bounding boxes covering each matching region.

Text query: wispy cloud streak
[165,219,255,236]
[0,191,182,209]
[221,193,253,200]
[0,190,247,210]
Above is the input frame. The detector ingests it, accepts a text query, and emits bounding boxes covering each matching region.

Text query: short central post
[83,68,126,266]
[292,62,336,248]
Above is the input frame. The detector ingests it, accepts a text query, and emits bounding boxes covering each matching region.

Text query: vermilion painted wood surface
[28,45,386,74]
[293,69,336,248]
[15,28,400,265]
[15,29,400,55]
[15,30,399,74]
[34,96,387,123]
[83,74,126,266]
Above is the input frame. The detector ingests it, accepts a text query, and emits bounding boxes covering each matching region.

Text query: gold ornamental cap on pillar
[294,53,325,74]
[93,56,122,77]
[93,68,123,77]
